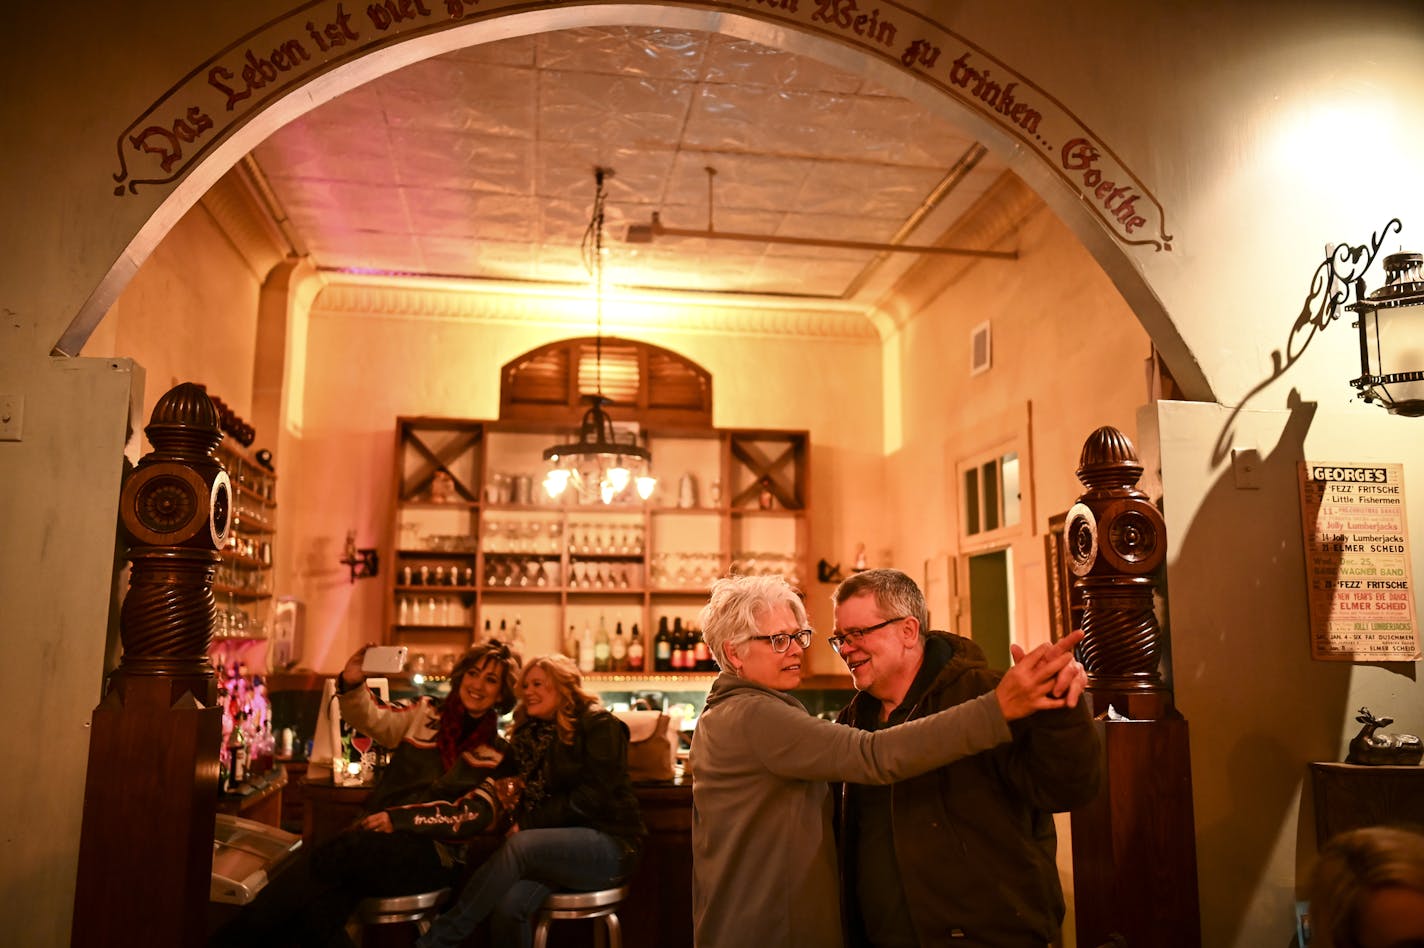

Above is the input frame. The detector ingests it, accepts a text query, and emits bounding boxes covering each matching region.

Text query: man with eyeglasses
[830,568,1100,948]
[688,574,1086,948]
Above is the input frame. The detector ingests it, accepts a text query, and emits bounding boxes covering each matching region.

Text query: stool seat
[533,885,629,948]
[354,887,450,946]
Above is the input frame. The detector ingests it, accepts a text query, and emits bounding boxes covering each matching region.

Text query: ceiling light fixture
[543,168,656,504]
[625,166,1017,260]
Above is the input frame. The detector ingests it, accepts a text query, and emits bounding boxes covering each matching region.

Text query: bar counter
[301,773,693,948]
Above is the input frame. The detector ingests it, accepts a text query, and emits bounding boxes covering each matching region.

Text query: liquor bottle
[510,614,526,659]
[594,614,611,672]
[578,623,596,674]
[228,712,249,791]
[483,617,492,642]
[498,617,508,644]
[655,616,672,672]
[610,619,628,671]
[627,622,645,672]
[693,623,712,672]
[565,623,580,665]
[671,617,686,671]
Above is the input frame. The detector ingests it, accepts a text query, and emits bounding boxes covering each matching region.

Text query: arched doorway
[58,1,1205,402]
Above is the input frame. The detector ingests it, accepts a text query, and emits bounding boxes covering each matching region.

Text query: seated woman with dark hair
[210,639,521,948]
[367,654,645,948]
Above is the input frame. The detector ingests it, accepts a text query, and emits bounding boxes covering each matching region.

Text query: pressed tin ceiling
[250,24,1010,304]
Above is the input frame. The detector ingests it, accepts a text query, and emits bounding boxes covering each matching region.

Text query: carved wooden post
[1066,426,1202,948]
[72,383,232,948]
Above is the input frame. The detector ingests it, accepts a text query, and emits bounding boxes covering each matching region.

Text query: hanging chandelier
[542,168,656,504]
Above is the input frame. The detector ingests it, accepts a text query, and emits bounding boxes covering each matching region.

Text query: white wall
[1153,399,1424,945]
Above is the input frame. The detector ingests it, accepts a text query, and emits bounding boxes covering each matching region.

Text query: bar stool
[353,887,450,948]
[531,885,629,948]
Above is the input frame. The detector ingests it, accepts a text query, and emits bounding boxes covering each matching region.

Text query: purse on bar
[617,711,676,783]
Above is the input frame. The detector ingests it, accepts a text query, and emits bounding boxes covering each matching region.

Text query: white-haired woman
[689,574,1084,948]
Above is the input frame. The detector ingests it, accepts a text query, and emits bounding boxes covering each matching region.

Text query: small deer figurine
[1346,707,1423,766]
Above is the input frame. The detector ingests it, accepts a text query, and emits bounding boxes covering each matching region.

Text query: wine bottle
[655,616,672,672]
[594,614,611,672]
[565,623,580,664]
[628,622,645,672]
[672,617,686,671]
[578,623,596,674]
[693,623,712,672]
[611,619,628,671]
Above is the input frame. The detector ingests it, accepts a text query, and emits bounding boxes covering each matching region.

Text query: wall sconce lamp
[340,529,379,583]
[1350,249,1424,415]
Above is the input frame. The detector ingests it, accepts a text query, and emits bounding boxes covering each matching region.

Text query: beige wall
[888,199,1151,639]
[84,193,266,425]
[293,289,883,674]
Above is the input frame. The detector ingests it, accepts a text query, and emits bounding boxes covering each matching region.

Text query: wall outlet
[1231,447,1262,489]
[0,394,22,441]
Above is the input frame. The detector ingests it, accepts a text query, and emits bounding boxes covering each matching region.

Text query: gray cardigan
[689,672,1010,948]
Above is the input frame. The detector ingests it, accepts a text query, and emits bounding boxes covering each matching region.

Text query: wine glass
[351,733,375,784]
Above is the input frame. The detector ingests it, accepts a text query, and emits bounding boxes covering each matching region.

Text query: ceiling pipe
[626,212,1018,260]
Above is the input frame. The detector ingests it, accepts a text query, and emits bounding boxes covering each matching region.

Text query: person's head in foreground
[1309,825,1424,948]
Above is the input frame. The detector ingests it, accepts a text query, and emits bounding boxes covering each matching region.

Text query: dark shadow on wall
[1211,219,1402,467]
[1169,391,1346,943]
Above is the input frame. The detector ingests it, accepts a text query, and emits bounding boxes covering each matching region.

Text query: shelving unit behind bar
[383,417,812,687]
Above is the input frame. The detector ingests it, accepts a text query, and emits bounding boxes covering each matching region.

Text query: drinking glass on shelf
[528,521,542,555]
[535,561,550,587]
[547,521,564,555]
[598,561,611,588]
[572,561,588,588]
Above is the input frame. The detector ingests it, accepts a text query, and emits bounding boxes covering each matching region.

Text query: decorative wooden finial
[115,382,232,680]
[1065,426,1168,704]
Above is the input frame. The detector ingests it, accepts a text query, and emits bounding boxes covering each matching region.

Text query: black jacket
[835,632,1101,947]
[387,707,646,847]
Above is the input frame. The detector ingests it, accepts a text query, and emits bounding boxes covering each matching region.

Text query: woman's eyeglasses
[827,616,907,653]
[747,630,814,653]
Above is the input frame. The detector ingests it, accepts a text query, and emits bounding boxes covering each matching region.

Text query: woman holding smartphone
[210,639,521,948]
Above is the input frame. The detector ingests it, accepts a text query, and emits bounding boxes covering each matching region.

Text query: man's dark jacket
[834,631,1101,947]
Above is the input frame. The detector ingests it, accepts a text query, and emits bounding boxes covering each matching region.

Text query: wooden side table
[1308,761,1424,844]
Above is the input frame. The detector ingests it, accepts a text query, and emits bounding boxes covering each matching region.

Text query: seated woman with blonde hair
[369,654,645,948]
[1308,825,1424,948]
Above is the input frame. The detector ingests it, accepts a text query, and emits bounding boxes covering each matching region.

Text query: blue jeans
[416,827,636,948]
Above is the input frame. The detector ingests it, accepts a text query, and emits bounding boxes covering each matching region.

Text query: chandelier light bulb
[543,469,570,498]
[636,475,657,500]
[600,479,616,505]
[607,465,631,493]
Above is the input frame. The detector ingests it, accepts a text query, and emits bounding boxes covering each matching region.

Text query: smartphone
[361,645,408,675]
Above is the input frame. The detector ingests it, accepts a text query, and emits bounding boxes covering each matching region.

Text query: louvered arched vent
[500,337,712,429]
